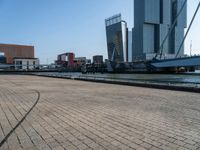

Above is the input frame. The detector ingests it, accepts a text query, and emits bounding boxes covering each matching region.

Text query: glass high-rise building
[132,0,187,61]
[128,31,132,62]
[105,14,128,63]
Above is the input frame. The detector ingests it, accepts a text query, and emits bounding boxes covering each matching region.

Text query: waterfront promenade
[0,75,200,150]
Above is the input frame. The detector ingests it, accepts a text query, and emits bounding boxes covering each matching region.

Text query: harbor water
[35,71,200,85]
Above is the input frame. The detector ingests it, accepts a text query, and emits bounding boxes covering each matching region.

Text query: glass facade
[133,0,187,60]
[105,14,128,63]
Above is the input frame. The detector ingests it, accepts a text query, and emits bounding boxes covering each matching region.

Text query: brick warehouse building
[0,44,34,64]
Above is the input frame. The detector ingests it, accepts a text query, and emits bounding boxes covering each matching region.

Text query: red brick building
[56,52,75,68]
[0,44,34,64]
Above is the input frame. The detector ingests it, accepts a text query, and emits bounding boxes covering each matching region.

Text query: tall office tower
[128,31,133,62]
[105,14,128,63]
[132,0,187,61]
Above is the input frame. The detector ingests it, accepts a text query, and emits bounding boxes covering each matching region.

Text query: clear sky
[0,0,199,64]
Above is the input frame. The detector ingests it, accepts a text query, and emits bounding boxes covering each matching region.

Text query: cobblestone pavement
[0,75,200,150]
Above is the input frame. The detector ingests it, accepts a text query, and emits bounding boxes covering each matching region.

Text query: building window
[160,0,163,24]
[172,0,178,26]
[16,61,22,69]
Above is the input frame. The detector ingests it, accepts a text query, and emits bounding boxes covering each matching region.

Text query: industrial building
[55,52,88,71]
[74,57,87,65]
[132,0,187,61]
[0,44,34,64]
[56,52,75,68]
[105,14,128,63]
[93,55,103,64]
[86,59,92,64]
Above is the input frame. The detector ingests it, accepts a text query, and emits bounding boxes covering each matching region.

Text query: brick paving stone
[149,146,161,150]
[166,142,179,149]
[136,147,147,150]
[140,142,153,149]
[0,75,200,150]
[174,140,186,146]
[184,143,198,150]
[184,139,196,145]
[177,146,192,150]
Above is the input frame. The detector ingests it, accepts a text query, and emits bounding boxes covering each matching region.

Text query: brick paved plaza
[0,75,200,150]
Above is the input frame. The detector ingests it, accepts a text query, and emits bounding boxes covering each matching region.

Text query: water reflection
[40,72,200,84]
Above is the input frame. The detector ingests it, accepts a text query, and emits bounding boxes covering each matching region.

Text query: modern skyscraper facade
[128,31,132,62]
[105,14,128,63]
[132,0,187,61]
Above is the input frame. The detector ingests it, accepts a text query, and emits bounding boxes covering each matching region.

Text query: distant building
[74,57,87,66]
[86,59,92,64]
[0,44,34,64]
[93,55,103,64]
[14,58,39,70]
[56,52,75,68]
[105,14,128,63]
[132,0,187,61]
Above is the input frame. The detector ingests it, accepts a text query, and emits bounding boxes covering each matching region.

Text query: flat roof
[105,13,122,27]
[0,43,34,47]
[13,57,38,60]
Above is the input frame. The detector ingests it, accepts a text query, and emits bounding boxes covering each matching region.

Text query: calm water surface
[39,71,200,84]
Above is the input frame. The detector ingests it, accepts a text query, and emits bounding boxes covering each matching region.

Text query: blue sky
[0,0,199,64]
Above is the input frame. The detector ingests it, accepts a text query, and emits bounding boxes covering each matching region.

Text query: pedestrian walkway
[0,75,200,150]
